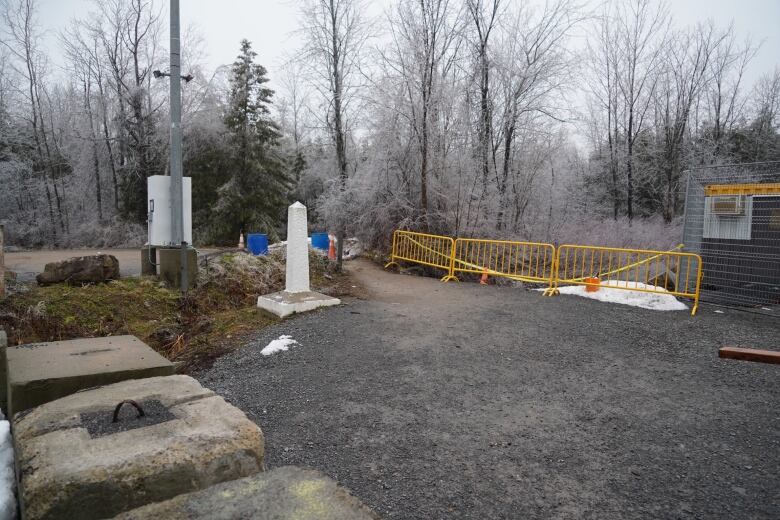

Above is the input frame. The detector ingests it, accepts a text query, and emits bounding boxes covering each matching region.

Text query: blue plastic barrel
[311,232,329,251]
[247,233,269,255]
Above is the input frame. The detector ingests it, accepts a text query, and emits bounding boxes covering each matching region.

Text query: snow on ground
[539,280,689,311]
[0,410,16,520]
[260,335,299,356]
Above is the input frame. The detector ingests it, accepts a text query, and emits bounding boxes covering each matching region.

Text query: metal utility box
[147,175,193,247]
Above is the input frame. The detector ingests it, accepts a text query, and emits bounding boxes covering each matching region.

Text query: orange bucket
[584,277,600,292]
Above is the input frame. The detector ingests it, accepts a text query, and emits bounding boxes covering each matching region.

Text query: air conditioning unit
[711,195,745,216]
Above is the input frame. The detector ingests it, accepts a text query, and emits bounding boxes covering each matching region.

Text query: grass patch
[0,249,355,371]
[0,278,179,345]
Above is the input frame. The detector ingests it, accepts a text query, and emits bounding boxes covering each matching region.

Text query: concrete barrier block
[14,375,265,520]
[6,335,174,417]
[113,466,378,520]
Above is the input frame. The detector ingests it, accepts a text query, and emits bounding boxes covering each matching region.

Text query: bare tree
[63,21,107,220]
[383,0,461,227]
[702,27,756,157]
[586,3,623,219]
[614,0,669,221]
[748,67,780,160]
[654,22,728,221]
[299,0,369,269]
[494,0,580,231]
[466,0,501,214]
[1,0,64,239]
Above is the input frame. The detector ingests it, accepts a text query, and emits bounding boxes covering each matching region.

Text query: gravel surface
[194,259,779,519]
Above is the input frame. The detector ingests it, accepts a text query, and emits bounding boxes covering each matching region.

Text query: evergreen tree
[213,39,290,242]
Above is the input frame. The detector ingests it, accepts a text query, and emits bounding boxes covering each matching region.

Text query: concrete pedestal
[257,202,340,318]
[257,290,341,318]
[141,245,157,276]
[158,247,197,289]
[5,335,174,417]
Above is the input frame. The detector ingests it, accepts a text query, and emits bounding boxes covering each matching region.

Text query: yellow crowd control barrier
[549,244,704,316]
[453,238,555,290]
[384,230,458,282]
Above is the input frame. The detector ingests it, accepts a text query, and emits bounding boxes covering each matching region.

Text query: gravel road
[194,258,779,519]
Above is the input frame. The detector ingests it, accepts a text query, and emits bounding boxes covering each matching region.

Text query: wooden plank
[719,347,780,365]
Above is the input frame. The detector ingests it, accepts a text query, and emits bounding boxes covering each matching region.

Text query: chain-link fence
[682,162,780,312]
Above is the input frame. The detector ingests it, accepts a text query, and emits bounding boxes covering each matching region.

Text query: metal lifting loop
[112,400,146,423]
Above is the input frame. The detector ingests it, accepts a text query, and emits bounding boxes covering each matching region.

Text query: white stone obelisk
[285,202,310,293]
[257,202,340,318]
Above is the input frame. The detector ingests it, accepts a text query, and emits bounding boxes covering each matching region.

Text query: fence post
[544,246,560,296]
[691,255,703,316]
[441,238,458,282]
[384,230,400,270]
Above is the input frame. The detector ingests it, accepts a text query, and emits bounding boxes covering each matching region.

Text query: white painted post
[285,202,310,293]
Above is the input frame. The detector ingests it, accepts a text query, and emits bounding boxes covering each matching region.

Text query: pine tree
[215,39,290,241]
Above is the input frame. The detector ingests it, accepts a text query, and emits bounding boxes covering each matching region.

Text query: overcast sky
[37,0,780,92]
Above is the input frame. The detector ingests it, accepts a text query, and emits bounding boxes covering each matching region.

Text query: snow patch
[261,335,299,356]
[540,280,688,311]
[0,410,16,520]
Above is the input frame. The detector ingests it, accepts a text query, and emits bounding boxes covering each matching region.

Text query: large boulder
[36,254,120,285]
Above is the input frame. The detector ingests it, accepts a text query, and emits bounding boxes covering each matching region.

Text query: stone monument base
[257,291,341,318]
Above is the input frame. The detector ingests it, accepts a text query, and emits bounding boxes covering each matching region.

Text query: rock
[649,269,677,292]
[36,254,120,286]
[14,375,265,520]
[113,466,379,520]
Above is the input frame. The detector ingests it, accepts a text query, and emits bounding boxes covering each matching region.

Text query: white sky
[36,0,780,93]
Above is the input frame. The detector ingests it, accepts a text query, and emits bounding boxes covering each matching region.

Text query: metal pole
[169,0,187,292]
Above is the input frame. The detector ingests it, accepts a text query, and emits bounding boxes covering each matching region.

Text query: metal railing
[384,230,458,282]
[551,244,704,315]
[453,238,555,290]
[385,230,704,316]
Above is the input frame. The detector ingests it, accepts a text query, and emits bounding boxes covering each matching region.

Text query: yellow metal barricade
[453,238,556,290]
[384,230,458,282]
[551,244,704,316]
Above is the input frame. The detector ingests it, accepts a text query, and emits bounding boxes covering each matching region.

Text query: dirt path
[195,258,779,519]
